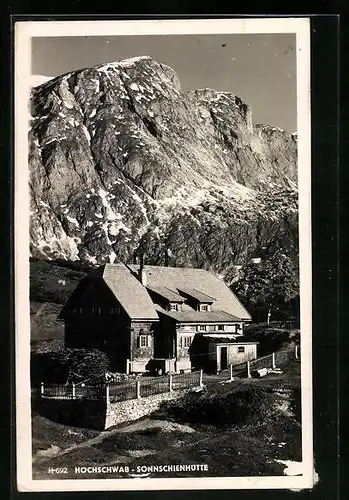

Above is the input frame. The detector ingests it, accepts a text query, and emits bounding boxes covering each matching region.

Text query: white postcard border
[15,17,313,492]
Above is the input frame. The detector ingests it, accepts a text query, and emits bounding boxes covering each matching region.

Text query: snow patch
[85,254,97,265]
[66,215,80,227]
[39,200,50,208]
[82,125,91,144]
[108,221,131,235]
[90,79,100,93]
[109,250,116,263]
[129,82,140,91]
[43,138,56,146]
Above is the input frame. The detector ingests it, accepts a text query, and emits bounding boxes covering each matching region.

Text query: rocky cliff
[29,55,298,280]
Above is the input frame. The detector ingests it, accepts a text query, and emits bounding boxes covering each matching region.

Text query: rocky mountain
[29,55,298,281]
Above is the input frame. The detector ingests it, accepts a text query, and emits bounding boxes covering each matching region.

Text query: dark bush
[243,326,297,356]
[161,385,272,426]
[31,348,111,386]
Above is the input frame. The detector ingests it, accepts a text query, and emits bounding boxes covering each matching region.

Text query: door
[220,346,228,370]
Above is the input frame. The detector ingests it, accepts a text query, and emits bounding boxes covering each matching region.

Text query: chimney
[164,247,169,267]
[138,253,147,287]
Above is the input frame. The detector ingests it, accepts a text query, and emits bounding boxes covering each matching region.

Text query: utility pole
[267,306,271,325]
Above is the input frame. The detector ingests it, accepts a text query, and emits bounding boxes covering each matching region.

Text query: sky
[31,33,297,132]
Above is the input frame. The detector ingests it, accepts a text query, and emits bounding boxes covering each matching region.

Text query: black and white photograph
[14,18,313,492]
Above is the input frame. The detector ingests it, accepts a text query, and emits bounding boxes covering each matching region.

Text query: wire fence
[108,381,138,402]
[40,346,299,401]
[275,347,296,366]
[249,353,274,372]
[40,370,202,403]
[139,377,170,398]
[172,371,201,390]
[40,383,105,400]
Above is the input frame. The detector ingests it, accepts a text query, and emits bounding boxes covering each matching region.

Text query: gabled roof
[177,287,216,303]
[101,264,159,320]
[155,306,243,323]
[128,264,251,321]
[147,286,185,303]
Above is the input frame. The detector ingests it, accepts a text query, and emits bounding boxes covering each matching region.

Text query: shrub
[31,348,111,386]
[243,326,296,356]
[161,385,272,426]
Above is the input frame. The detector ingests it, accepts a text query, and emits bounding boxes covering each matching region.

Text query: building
[58,263,257,374]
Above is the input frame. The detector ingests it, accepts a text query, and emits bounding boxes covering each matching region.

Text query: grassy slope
[30,259,89,351]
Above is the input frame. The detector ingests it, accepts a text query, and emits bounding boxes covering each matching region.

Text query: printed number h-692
[48,468,68,474]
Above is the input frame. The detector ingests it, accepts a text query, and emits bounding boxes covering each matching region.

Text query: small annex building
[58,263,257,374]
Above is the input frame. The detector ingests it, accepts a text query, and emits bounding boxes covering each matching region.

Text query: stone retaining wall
[104,390,183,429]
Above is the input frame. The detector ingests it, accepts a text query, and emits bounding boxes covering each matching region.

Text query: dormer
[199,303,211,312]
[177,288,216,312]
[147,286,185,312]
[168,302,181,312]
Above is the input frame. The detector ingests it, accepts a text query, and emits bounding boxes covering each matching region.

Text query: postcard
[14,17,313,492]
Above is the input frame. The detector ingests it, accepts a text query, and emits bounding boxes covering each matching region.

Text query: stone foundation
[105,391,182,429]
[35,388,196,431]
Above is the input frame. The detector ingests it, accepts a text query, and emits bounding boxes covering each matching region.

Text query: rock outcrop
[29,55,298,279]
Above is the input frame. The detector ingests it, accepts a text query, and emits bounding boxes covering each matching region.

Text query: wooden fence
[39,345,299,401]
[217,344,300,381]
[244,344,299,379]
[40,370,203,403]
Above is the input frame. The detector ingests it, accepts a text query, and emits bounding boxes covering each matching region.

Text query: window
[217,325,224,331]
[180,336,193,348]
[238,346,245,353]
[139,335,150,348]
[197,325,206,331]
[200,304,208,311]
[110,306,120,315]
[183,336,192,348]
[169,303,178,311]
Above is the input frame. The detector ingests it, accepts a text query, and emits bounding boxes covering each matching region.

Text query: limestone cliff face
[29,56,298,278]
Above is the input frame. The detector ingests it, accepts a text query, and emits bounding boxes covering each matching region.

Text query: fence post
[169,374,173,392]
[126,359,130,375]
[295,345,299,359]
[247,360,251,378]
[272,352,276,369]
[136,379,141,399]
[72,382,76,399]
[105,384,110,404]
[40,382,44,397]
[199,369,203,387]
[229,364,234,382]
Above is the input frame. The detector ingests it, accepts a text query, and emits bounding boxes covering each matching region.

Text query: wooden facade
[190,336,258,373]
[61,278,157,373]
[59,263,255,375]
